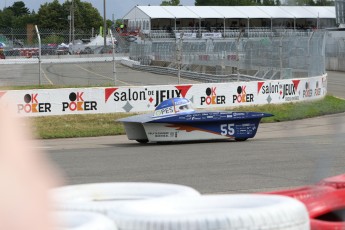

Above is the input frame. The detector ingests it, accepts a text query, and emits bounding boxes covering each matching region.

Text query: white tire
[56,211,117,230]
[109,194,310,230]
[52,182,200,215]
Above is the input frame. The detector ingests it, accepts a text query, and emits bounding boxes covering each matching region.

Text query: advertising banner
[0,75,327,117]
[201,33,222,38]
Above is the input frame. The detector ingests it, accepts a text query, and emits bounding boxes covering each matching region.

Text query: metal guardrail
[132,64,265,83]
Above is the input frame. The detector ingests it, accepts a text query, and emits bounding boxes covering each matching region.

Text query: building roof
[123,5,335,20]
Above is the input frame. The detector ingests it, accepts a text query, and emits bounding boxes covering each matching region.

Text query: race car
[117,97,273,143]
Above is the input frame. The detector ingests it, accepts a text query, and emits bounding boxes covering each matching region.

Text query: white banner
[0,75,327,117]
[202,33,222,38]
[176,32,197,39]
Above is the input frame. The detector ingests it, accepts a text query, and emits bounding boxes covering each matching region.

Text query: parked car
[41,44,58,55]
[0,49,5,59]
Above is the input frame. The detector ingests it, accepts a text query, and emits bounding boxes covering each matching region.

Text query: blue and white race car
[118,97,273,143]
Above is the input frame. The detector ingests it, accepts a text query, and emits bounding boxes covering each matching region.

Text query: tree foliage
[7,1,30,17]
[195,0,259,5]
[37,0,65,30]
[0,8,15,28]
[37,0,103,31]
[160,0,181,6]
[195,0,333,5]
[0,0,335,30]
[0,0,105,31]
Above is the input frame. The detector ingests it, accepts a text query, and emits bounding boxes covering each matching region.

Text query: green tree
[194,0,288,5]
[315,0,334,6]
[12,14,38,28]
[195,0,259,6]
[161,0,181,6]
[262,0,275,5]
[69,0,103,31]
[42,34,65,44]
[37,0,103,32]
[37,0,65,29]
[7,1,29,17]
[285,0,333,5]
[0,8,15,28]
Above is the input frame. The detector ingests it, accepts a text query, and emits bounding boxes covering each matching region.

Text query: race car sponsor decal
[220,123,257,136]
[147,131,177,138]
[167,124,222,136]
[62,91,97,112]
[233,86,254,103]
[153,106,174,117]
[200,87,226,105]
[17,93,51,114]
[167,121,258,138]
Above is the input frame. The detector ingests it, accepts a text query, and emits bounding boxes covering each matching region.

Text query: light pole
[59,16,71,44]
[68,13,71,44]
[71,0,75,44]
[104,0,107,48]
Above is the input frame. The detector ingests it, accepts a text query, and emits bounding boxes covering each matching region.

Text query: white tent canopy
[281,6,318,18]
[210,6,248,19]
[186,6,229,19]
[123,5,335,20]
[304,6,337,18]
[255,6,295,18]
[122,5,336,34]
[234,6,271,19]
[162,6,199,19]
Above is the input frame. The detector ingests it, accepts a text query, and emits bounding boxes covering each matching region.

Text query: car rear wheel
[136,139,148,144]
[235,138,248,141]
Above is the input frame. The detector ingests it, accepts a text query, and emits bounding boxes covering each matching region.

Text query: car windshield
[177,102,193,112]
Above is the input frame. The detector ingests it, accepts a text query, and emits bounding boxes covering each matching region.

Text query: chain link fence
[324,31,345,71]
[129,31,327,82]
[0,27,132,86]
[0,27,339,86]
[326,36,345,58]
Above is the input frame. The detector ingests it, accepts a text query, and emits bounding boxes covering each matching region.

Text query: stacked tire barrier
[53,182,310,230]
[55,211,117,230]
[52,182,201,215]
[107,194,309,230]
[53,175,345,230]
[264,174,345,230]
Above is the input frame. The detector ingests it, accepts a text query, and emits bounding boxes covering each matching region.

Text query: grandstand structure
[121,6,334,82]
[123,5,336,39]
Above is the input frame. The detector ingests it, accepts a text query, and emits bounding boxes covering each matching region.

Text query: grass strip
[31,95,345,139]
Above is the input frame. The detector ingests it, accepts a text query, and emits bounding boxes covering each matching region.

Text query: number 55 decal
[220,124,235,136]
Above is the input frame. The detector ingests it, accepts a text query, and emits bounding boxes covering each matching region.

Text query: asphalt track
[0,60,199,86]
[42,71,345,194]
